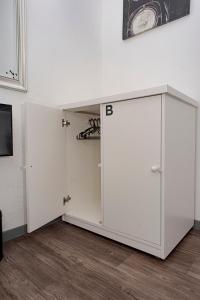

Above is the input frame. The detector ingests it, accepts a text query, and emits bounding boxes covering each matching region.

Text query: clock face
[131,7,158,35]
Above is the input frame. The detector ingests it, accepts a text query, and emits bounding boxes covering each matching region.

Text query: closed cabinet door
[102,96,162,245]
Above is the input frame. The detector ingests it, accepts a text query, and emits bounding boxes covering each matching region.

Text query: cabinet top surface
[60,85,198,111]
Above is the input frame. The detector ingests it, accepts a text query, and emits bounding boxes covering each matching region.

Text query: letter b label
[106,105,113,116]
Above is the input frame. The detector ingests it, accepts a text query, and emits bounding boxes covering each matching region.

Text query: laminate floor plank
[118,251,200,300]
[35,222,133,268]
[0,222,200,300]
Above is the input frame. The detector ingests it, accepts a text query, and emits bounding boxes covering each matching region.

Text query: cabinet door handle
[151,166,162,174]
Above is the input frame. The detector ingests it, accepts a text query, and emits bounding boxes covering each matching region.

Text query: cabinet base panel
[63,214,164,259]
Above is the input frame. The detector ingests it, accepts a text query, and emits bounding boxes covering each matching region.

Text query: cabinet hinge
[63,195,71,205]
[62,119,70,127]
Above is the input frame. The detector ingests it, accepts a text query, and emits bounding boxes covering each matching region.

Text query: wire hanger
[77,118,100,140]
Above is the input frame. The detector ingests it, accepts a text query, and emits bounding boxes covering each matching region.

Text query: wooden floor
[0,222,200,300]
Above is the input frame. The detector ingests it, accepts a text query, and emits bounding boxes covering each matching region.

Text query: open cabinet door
[25,103,66,233]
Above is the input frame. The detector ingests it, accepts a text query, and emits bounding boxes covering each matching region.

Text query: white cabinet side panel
[102,96,162,245]
[163,95,196,257]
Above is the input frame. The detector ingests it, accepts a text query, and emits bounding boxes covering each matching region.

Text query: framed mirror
[0,0,26,91]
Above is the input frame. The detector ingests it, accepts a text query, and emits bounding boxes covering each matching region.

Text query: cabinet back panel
[102,96,162,245]
[65,112,101,224]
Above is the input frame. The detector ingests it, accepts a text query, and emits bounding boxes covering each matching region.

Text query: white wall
[0,0,102,231]
[102,0,200,100]
[102,0,200,221]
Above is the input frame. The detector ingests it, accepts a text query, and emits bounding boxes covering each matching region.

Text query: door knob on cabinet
[151,166,162,174]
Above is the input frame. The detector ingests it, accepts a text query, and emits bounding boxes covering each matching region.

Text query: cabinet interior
[65,104,101,225]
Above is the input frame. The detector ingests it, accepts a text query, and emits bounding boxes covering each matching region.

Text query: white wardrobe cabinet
[24,86,198,259]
